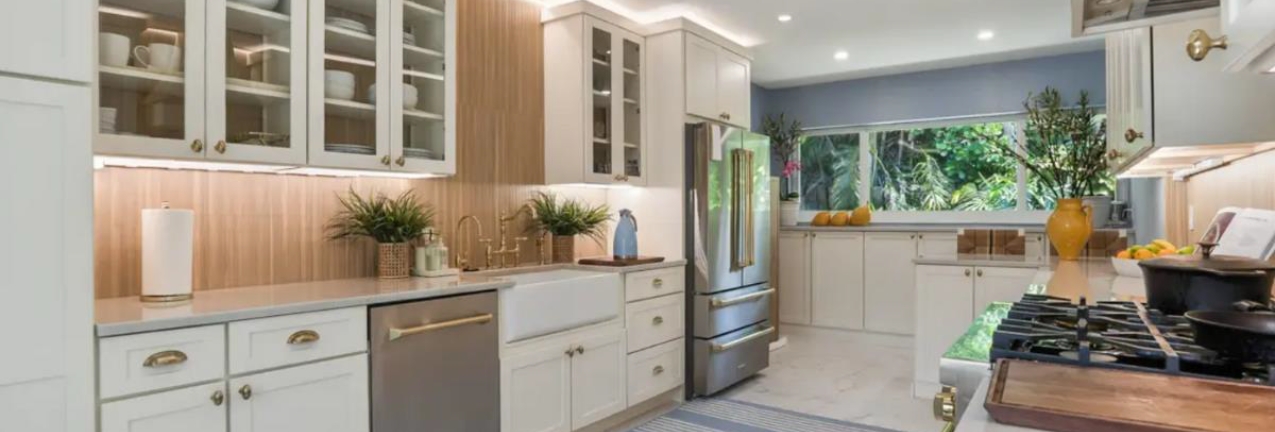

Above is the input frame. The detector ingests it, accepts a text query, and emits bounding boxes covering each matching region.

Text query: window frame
[794,113,1058,224]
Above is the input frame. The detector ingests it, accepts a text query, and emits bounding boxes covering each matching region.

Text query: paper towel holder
[140,201,195,305]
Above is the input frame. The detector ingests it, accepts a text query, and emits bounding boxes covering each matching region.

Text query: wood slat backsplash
[92,0,609,299]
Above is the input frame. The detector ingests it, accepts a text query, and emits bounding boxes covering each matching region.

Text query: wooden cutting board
[985,359,1275,432]
[576,256,665,267]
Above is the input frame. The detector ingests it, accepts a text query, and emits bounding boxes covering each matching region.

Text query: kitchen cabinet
[544,13,647,186]
[101,383,228,432]
[0,76,93,432]
[810,232,865,330]
[913,264,1037,396]
[917,232,957,259]
[1105,17,1275,173]
[1219,0,1275,73]
[684,33,750,129]
[864,232,918,335]
[0,0,92,82]
[230,354,370,432]
[502,326,626,432]
[777,231,811,325]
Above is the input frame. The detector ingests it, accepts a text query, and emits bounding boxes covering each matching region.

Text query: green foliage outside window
[799,134,859,211]
[870,123,1019,211]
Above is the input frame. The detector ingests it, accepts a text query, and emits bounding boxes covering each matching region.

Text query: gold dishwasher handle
[287,330,320,345]
[388,313,494,341]
[710,326,774,353]
[143,350,188,368]
[710,288,775,309]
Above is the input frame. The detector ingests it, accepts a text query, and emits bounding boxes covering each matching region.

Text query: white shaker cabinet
[777,231,811,325]
[810,232,865,330]
[502,326,626,432]
[684,33,750,129]
[864,232,918,335]
[1105,28,1154,171]
[1219,0,1275,73]
[0,77,93,432]
[0,0,92,82]
[917,232,957,259]
[101,383,228,432]
[972,267,1039,316]
[913,265,976,395]
[229,354,369,432]
[570,329,627,430]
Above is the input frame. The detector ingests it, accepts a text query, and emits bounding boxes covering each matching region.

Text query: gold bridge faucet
[488,205,532,269]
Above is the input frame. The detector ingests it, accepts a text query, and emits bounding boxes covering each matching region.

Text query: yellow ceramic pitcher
[1047,198,1093,261]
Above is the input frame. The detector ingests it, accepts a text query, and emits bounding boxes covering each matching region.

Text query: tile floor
[720,325,944,432]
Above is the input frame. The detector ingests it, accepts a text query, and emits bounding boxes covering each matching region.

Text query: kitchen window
[796,115,1115,220]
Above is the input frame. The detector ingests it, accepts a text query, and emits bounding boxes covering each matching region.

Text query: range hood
[1072,0,1220,36]
[1118,142,1275,180]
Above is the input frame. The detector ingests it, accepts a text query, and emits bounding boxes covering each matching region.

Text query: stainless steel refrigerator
[684,122,774,396]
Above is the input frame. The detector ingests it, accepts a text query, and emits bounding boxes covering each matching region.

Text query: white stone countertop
[96,259,686,337]
[956,377,1041,432]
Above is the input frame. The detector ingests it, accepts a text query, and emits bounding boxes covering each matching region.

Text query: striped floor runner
[628,399,904,432]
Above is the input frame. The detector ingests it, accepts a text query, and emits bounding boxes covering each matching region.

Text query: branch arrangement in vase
[762,113,805,201]
[987,87,1109,200]
[526,191,610,263]
[326,188,434,278]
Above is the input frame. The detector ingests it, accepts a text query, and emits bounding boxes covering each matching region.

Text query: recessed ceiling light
[977,30,996,41]
[834,51,849,61]
[777,14,792,23]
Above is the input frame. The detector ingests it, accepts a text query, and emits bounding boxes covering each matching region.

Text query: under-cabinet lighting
[279,167,444,179]
[142,28,182,45]
[777,14,792,23]
[833,51,849,61]
[325,53,376,68]
[94,156,446,179]
[977,30,996,41]
[1267,65,1275,74]
[99,5,153,20]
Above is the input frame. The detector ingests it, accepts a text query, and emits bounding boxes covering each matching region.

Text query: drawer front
[693,322,772,396]
[99,325,226,399]
[625,267,685,302]
[627,339,683,406]
[626,294,684,353]
[229,307,367,374]
[693,283,771,339]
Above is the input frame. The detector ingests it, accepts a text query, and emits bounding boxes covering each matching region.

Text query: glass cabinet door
[586,21,616,182]
[207,0,307,164]
[620,36,643,182]
[391,0,454,174]
[308,0,390,170]
[96,0,205,159]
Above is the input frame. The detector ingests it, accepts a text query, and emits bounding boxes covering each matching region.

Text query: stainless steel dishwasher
[370,291,499,431]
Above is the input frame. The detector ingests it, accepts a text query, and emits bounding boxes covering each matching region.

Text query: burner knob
[934,385,957,426]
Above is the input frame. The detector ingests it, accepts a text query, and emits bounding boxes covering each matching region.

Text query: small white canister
[141,202,195,303]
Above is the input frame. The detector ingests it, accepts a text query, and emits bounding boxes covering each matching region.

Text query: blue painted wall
[754,51,1106,130]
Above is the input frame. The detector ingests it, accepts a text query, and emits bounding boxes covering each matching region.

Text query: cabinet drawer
[625,294,684,353]
[229,307,367,374]
[627,339,683,406]
[99,325,226,399]
[625,266,685,302]
[100,382,227,432]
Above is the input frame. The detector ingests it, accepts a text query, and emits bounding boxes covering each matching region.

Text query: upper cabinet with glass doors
[94,0,456,175]
[544,13,647,186]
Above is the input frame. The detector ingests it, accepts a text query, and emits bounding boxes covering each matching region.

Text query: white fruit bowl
[1110,257,1144,278]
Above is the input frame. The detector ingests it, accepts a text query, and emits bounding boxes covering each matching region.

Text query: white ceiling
[558,0,1105,89]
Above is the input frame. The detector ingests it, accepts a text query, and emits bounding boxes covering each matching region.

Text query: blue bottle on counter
[614,209,638,260]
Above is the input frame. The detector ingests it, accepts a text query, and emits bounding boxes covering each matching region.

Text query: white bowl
[1110,257,1144,278]
[230,0,280,11]
[366,84,419,109]
[324,70,356,100]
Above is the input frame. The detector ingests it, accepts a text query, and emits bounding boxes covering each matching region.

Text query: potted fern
[326,189,434,279]
[527,192,610,263]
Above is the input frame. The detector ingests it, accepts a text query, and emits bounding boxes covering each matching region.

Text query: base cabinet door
[777,231,811,325]
[973,267,1039,315]
[229,354,369,432]
[101,383,227,432]
[810,233,865,330]
[503,343,572,432]
[570,329,627,430]
[917,233,957,259]
[864,232,918,334]
[914,265,974,388]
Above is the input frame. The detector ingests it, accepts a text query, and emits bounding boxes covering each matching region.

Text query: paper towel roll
[141,207,194,302]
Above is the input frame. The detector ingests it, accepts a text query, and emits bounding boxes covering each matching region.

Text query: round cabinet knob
[380,155,392,166]
[190,139,204,153]
[395,155,406,167]
[575,346,584,355]
[652,316,664,325]
[964,269,971,277]
[238,384,253,400]
[565,347,575,357]
[214,140,227,154]
[976,269,984,277]
[1186,29,1228,62]
[211,390,225,406]
[1124,129,1144,144]
[1106,149,1123,160]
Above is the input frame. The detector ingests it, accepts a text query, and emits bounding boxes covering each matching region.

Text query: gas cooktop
[990,294,1274,386]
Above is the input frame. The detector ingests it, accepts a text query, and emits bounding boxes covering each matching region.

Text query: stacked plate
[100,107,117,134]
[327,143,375,155]
[403,148,436,159]
[327,17,370,35]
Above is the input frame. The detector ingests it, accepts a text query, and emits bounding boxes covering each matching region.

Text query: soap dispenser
[613,209,638,260]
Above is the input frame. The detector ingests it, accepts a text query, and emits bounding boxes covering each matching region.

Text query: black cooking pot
[1138,246,1275,315]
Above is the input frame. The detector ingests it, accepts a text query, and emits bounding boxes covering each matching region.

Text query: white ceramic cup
[403,84,418,109]
[99,33,131,67]
[325,70,356,100]
[133,43,182,72]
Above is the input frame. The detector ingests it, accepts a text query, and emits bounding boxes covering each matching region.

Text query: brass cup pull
[287,330,320,345]
[211,390,225,406]
[239,384,253,400]
[214,140,227,154]
[380,155,392,166]
[575,346,584,355]
[652,316,664,325]
[395,155,406,166]
[143,350,188,368]
[1124,129,1144,144]
[190,139,204,153]
[652,365,665,375]
[1186,29,1228,62]
[652,278,663,288]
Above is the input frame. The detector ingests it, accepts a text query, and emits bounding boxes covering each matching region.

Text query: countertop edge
[913,257,1049,269]
[781,224,1134,234]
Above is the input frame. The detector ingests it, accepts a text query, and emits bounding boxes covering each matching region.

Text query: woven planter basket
[378,242,411,279]
[552,236,575,264]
